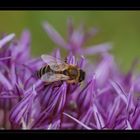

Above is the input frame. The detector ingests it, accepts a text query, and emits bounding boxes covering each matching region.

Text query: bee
[36,54,85,84]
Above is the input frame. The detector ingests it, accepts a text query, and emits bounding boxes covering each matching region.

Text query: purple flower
[43,18,112,56]
[0,19,140,130]
[0,30,42,129]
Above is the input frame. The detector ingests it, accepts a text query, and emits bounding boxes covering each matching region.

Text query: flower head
[0,19,140,130]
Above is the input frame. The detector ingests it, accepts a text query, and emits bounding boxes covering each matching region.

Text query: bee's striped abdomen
[37,65,51,78]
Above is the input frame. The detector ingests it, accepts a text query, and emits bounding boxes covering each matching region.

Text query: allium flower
[0,31,44,129]
[43,18,112,56]
[0,19,140,130]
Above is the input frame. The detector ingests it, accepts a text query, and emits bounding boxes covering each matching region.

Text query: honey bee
[36,54,85,84]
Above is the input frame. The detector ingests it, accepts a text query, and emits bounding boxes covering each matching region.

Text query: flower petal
[43,21,67,48]
[95,53,114,87]
[83,43,112,55]
[92,103,105,129]
[110,80,127,104]
[9,85,37,125]
[0,33,15,48]
[84,27,98,42]
[0,56,12,61]
[0,71,13,90]
[63,112,92,130]
[126,120,132,130]
[67,17,74,40]
[107,96,121,127]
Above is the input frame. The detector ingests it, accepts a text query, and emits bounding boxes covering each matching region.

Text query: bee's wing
[41,54,69,71]
[41,72,70,83]
[41,54,64,65]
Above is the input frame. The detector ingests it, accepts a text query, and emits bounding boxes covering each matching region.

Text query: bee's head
[79,69,85,82]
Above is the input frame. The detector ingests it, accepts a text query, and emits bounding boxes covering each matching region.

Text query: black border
[0,1,140,140]
[0,0,140,10]
[1,130,140,139]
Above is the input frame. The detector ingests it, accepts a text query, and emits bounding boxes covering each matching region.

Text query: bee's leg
[60,80,63,84]
[79,81,84,87]
[43,82,50,88]
[64,57,68,64]
[67,80,77,84]
[53,81,63,88]
[58,80,63,86]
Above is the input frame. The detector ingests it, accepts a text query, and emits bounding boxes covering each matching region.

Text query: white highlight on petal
[21,118,29,130]
[0,33,15,48]
[63,112,92,130]
[48,123,52,130]
[126,120,132,130]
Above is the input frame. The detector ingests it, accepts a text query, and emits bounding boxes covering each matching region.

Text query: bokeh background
[0,11,140,72]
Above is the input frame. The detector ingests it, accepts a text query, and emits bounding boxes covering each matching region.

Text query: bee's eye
[63,70,68,75]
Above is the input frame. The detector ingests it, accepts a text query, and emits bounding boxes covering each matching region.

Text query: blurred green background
[0,11,140,72]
